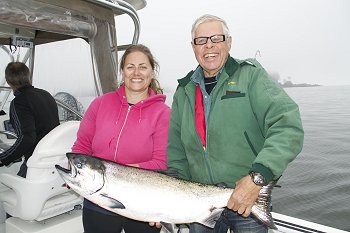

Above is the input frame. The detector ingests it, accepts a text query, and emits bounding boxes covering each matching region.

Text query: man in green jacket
[167,14,304,233]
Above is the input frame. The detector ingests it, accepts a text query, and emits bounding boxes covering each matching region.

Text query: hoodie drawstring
[114,105,131,161]
[138,101,143,123]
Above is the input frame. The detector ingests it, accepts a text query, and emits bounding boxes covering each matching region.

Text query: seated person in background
[0,62,60,178]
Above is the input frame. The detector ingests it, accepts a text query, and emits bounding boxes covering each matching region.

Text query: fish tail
[251,181,277,229]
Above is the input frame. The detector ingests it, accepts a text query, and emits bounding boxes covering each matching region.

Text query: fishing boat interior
[0,1,348,233]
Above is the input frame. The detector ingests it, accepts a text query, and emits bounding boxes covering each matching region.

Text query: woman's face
[122,51,153,94]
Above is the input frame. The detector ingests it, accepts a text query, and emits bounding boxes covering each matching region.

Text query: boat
[0,0,348,233]
[0,0,145,232]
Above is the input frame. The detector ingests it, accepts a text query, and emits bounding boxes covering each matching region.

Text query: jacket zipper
[186,83,215,184]
[193,118,214,183]
[114,105,131,161]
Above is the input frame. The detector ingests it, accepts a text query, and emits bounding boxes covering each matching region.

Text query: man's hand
[227,175,262,217]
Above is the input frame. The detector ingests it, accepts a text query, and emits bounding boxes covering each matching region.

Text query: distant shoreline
[280,82,321,88]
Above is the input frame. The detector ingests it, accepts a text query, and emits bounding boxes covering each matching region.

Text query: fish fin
[199,208,224,228]
[160,222,175,233]
[100,193,125,209]
[215,182,228,188]
[251,181,277,229]
[251,205,277,229]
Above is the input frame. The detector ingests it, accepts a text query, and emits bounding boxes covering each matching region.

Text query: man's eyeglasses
[193,34,226,45]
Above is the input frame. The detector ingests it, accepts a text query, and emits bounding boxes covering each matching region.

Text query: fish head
[55,153,105,196]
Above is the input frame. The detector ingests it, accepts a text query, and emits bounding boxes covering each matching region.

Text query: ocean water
[272,85,350,231]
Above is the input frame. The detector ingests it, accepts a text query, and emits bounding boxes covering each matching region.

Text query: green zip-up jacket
[167,56,304,188]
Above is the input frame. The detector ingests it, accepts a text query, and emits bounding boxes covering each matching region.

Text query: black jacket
[0,85,60,166]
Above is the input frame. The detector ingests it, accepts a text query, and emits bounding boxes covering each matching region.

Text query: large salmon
[55,153,277,232]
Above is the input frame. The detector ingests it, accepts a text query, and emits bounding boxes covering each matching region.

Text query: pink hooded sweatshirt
[72,86,171,170]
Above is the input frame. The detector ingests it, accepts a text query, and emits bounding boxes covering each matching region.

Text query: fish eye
[76,162,82,168]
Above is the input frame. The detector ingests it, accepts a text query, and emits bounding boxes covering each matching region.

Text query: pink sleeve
[138,107,171,170]
[71,98,100,155]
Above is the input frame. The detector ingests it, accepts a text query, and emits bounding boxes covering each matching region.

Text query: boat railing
[88,0,142,51]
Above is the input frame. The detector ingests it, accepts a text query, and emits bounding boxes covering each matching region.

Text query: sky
[1,0,349,107]
[117,0,350,93]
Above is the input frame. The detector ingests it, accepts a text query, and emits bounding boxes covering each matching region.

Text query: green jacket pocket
[221,91,246,99]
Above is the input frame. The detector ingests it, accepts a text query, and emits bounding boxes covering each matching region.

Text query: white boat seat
[0,161,22,223]
[0,121,83,221]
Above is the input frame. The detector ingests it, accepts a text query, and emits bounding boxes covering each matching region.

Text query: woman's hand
[149,222,162,228]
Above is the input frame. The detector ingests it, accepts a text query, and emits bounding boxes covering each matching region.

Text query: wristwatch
[249,172,266,186]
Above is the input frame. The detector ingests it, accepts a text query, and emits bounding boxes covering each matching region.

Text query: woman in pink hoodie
[72,44,171,233]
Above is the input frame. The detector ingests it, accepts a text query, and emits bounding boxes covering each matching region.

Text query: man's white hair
[191,14,230,40]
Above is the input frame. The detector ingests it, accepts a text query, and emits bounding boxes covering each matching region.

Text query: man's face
[192,21,232,77]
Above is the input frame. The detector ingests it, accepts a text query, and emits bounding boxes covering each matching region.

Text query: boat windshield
[0,39,95,121]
